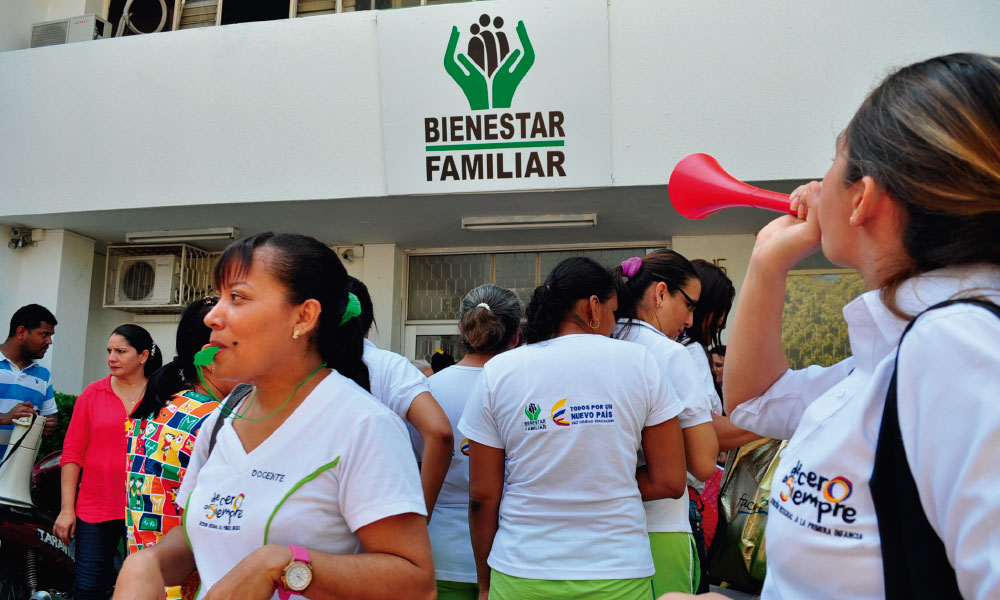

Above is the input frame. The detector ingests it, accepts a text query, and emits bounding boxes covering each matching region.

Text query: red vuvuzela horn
[668,153,794,219]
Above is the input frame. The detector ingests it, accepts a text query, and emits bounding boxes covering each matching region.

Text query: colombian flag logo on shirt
[551,398,570,427]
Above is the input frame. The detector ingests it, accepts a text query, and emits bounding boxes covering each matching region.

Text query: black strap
[870,298,1000,599]
[0,413,38,471]
[207,383,254,456]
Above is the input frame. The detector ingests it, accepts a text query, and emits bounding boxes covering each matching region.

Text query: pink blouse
[61,375,138,523]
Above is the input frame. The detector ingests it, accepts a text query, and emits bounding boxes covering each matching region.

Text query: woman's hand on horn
[751,181,823,274]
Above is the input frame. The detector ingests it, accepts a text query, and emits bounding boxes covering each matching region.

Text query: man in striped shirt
[1,304,59,455]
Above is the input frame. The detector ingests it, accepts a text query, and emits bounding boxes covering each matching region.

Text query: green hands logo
[525,402,541,421]
[444,14,534,110]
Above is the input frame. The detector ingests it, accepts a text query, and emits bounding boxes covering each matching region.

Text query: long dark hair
[459,284,522,355]
[213,232,370,392]
[612,249,698,338]
[524,257,615,344]
[843,53,1000,318]
[684,259,735,349]
[134,297,217,420]
[111,324,162,378]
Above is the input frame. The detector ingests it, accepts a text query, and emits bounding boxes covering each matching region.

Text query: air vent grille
[30,21,69,47]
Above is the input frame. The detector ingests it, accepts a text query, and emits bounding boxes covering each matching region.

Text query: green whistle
[193,346,221,367]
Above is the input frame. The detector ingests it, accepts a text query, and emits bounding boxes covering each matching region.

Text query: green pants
[489,569,653,600]
[437,579,479,600]
[649,531,700,595]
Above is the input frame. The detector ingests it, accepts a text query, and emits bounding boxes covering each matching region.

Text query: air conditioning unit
[113,255,180,306]
[104,244,213,313]
[30,14,111,48]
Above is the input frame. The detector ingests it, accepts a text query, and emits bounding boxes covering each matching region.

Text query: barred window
[407,247,657,321]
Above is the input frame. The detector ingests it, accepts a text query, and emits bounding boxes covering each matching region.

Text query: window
[781,270,865,368]
[404,245,660,360]
[298,0,470,17]
[173,0,479,28]
[407,247,656,321]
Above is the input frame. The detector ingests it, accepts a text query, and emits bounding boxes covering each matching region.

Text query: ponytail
[524,257,614,344]
[135,357,185,420]
[319,306,371,393]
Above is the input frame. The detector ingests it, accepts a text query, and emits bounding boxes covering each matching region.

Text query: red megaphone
[668,153,794,219]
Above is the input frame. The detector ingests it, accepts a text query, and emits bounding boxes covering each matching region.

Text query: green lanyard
[194,346,326,423]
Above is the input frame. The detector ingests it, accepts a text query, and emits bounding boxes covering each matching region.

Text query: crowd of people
[0,52,997,599]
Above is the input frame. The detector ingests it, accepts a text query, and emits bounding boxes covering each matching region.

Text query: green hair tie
[339,292,362,326]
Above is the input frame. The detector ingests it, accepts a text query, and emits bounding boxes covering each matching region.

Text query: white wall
[0,0,107,53]
[0,0,47,53]
[83,250,131,387]
[671,234,756,346]
[0,10,385,216]
[46,0,105,21]
[359,244,405,352]
[0,226,26,332]
[608,0,1000,185]
[0,229,95,394]
[50,230,96,393]
[4,0,1000,219]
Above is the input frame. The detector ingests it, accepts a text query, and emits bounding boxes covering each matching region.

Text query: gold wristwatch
[278,545,312,599]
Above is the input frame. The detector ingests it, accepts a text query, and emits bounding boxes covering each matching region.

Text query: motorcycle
[0,416,74,599]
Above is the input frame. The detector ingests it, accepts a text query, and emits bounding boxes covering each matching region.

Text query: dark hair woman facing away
[459,256,688,600]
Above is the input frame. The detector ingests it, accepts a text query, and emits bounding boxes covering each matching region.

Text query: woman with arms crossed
[460,257,687,600]
[114,233,434,600]
[667,53,1000,599]
[612,250,719,595]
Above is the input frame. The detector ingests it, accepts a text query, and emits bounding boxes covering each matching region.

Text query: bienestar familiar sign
[378,0,612,195]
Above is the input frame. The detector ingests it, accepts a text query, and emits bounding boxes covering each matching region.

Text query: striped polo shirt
[1,350,57,436]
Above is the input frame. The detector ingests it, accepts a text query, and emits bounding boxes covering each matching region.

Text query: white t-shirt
[458,334,683,580]
[731,265,1000,599]
[362,338,430,421]
[683,341,722,415]
[177,370,426,600]
[616,319,712,533]
[421,365,483,583]
[682,340,722,493]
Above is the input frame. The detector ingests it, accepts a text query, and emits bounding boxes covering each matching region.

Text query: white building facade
[2,0,998,393]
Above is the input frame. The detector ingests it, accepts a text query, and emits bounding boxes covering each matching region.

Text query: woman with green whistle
[114,233,435,600]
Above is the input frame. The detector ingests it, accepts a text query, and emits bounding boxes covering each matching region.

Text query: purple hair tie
[621,257,643,278]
